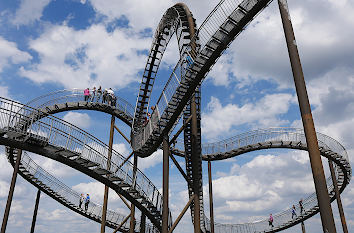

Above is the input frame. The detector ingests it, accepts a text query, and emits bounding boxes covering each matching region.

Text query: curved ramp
[171,128,351,232]
[6,149,157,232]
[0,97,167,230]
[25,89,134,126]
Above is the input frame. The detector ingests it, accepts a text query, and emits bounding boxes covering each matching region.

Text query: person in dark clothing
[96,86,102,102]
[102,89,108,104]
[111,94,117,107]
[79,193,85,208]
[85,193,90,211]
[299,199,304,214]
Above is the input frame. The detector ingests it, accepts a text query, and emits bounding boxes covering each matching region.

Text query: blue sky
[0,0,354,232]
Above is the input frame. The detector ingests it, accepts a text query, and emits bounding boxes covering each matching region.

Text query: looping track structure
[0,93,352,232]
[0,0,352,232]
[0,97,167,231]
[6,150,154,233]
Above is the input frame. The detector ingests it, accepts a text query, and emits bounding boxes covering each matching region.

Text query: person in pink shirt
[84,88,90,101]
[269,213,274,228]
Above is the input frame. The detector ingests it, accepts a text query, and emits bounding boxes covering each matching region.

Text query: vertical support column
[129,153,138,233]
[208,161,215,233]
[101,115,115,233]
[277,0,336,232]
[190,95,201,233]
[162,134,169,233]
[139,213,146,233]
[1,149,22,233]
[301,221,306,233]
[30,189,41,233]
[329,160,348,233]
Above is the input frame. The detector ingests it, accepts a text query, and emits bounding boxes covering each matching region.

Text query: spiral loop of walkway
[131,0,274,157]
[6,149,157,232]
[0,97,167,230]
[0,0,351,232]
[0,93,351,232]
[170,127,351,232]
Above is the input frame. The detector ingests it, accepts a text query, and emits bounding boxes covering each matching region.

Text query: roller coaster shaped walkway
[0,0,352,232]
[0,92,351,233]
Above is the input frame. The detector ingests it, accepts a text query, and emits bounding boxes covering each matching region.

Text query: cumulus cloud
[137,149,162,171]
[207,0,354,90]
[113,143,130,157]
[89,0,173,31]
[20,24,149,89]
[201,93,296,139]
[62,111,91,129]
[11,0,51,26]
[205,150,316,223]
[0,37,32,72]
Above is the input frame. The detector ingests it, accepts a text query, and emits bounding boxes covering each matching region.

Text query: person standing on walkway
[91,86,96,102]
[102,88,108,104]
[107,88,114,106]
[269,213,274,228]
[96,86,102,102]
[85,193,90,211]
[79,193,85,208]
[291,205,297,219]
[84,88,90,101]
[299,199,304,214]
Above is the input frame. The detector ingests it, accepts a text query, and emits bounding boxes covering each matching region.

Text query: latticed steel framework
[0,93,351,232]
[0,0,351,232]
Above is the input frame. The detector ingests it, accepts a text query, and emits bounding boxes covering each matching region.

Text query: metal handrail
[131,0,265,153]
[9,151,158,232]
[171,127,350,232]
[25,88,135,119]
[0,97,166,229]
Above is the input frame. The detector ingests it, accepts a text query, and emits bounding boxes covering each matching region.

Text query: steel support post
[101,115,115,233]
[1,149,22,233]
[329,160,348,233]
[182,3,201,231]
[277,0,336,232]
[208,161,215,233]
[30,189,41,233]
[129,153,138,233]
[162,134,169,233]
[139,214,146,233]
[190,95,201,233]
[301,221,306,233]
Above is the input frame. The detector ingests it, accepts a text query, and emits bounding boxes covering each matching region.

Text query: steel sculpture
[0,92,351,232]
[5,150,156,232]
[0,0,352,232]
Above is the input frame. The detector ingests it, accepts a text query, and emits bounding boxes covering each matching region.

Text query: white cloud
[201,93,296,139]
[0,86,10,99]
[113,143,130,157]
[137,149,162,171]
[206,0,354,90]
[20,24,149,89]
[204,150,316,224]
[0,37,32,72]
[62,111,91,129]
[12,0,51,26]
[89,0,173,31]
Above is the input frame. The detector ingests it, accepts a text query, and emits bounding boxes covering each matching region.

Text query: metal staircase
[131,0,274,158]
[182,88,206,232]
[6,149,157,232]
[171,127,351,232]
[0,97,168,231]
